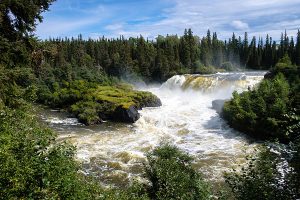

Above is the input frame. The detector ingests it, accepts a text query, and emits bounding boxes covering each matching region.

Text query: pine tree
[296,30,300,66]
[257,37,263,69]
[188,28,198,65]
[289,37,295,64]
[279,32,285,58]
[242,32,249,67]
[212,32,223,67]
[180,29,191,67]
[263,34,272,67]
[207,29,212,47]
[248,36,258,68]
[284,30,290,54]
[272,41,278,67]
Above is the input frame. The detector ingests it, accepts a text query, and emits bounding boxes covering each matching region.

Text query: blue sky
[36,0,300,40]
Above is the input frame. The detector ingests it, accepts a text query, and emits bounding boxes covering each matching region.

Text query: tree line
[33,29,300,83]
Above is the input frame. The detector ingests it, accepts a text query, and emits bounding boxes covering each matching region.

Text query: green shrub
[275,54,294,71]
[0,107,105,199]
[223,73,292,141]
[225,144,299,200]
[144,144,211,200]
[71,101,101,125]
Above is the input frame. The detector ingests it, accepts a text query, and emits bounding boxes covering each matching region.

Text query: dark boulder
[144,97,162,108]
[212,99,227,114]
[264,71,274,79]
[136,93,162,109]
[113,105,140,123]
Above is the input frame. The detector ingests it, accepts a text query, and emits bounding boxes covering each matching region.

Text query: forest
[36,28,300,82]
[0,0,299,199]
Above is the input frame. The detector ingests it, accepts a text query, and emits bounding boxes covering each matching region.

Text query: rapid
[40,71,267,187]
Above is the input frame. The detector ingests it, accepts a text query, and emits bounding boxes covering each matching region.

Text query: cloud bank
[36,0,300,40]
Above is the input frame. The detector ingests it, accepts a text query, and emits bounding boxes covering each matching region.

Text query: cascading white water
[41,71,267,187]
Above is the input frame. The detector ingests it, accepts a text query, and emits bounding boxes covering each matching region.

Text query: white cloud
[36,18,99,38]
[36,1,110,39]
[101,0,299,40]
[105,24,124,31]
[38,0,300,40]
[231,20,249,30]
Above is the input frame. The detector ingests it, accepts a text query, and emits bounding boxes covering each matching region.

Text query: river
[39,71,266,187]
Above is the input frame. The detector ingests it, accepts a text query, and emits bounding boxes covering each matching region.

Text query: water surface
[40,72,266,187]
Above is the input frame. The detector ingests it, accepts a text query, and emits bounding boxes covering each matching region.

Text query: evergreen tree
[29,28,299,82]
[289,36,295,64]
[247,36,258,68]
[296,30,300,66]
[272,41,278,67]
[180,29,191,67]
[241,32,249,67]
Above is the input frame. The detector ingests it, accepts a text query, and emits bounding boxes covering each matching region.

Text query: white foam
[46,117,81,126]
[48,72,266,184]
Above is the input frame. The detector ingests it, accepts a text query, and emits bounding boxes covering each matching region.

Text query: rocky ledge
[112,95,162,123]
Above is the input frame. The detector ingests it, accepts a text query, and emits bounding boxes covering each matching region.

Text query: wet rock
[79,117,103,126]
[264,71,273,79]
[212,99,227,114]
[143,96,162,108]
[113,105,140,123]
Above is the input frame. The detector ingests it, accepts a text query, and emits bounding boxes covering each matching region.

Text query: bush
[144,144,211,200]
[0,107,105,199]
[71,101,101,125]
[275,54,294,71]
[223,73,293,141]
[225,144,300,200]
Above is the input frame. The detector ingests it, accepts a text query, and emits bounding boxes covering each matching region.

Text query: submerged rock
[212,99,227,114]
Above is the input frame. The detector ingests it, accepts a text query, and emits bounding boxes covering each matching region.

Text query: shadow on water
[203,106,257,143]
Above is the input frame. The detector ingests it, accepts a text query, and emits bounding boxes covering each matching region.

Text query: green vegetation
[224,142,300,200]
[1,0,300,199]
[0,114,210,200]
[0,1,156,199]
[144,144,211,200]
[222,54,300,199]
[223,73,291,141]
[38,80,161,125]
[223,55,299,142]
[0,107,105,199]
[38,29,300,82]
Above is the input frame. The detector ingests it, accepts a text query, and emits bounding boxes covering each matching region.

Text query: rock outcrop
[113,105,140,123]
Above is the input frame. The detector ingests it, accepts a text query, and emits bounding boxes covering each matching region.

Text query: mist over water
[41,71,267,187]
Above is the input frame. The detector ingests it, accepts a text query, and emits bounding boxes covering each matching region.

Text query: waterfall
[161,72,266,94]
[43,71,267,186]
